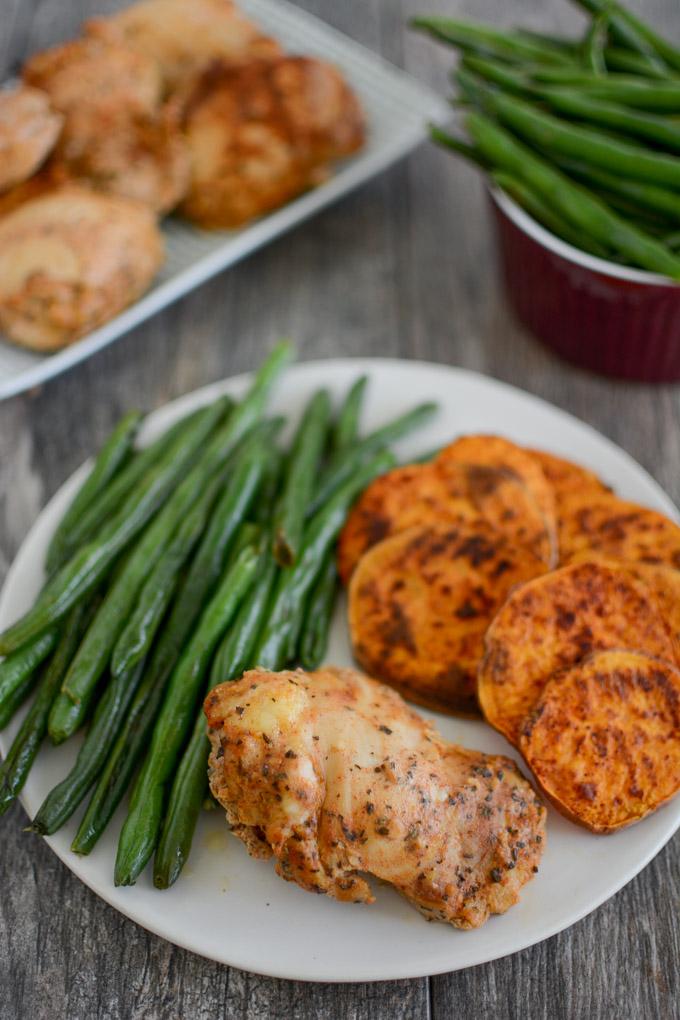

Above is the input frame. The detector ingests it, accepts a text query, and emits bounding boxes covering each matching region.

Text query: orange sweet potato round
[558,493,680,569]
[519,648,680,833]
[436,436,558,568]
[478,560,679,747]
[527,449,610,508]
[336,463,478,585]
[348,520,546,716]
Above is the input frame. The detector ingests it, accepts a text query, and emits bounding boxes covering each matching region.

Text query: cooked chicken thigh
[206,666,545,929]
[180,57,365,228]
[87,0,282,92]
[23,35,162,117]
[0,85,62,194]
[51,103,190,214]
[0,186,163,350]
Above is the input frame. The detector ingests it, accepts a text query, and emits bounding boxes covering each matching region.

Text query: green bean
[298,552,338,670]
[156,547,280,889]
[513,29,579,56]
[210,559,278,687]
[46,411,142,574]
[542,88,680,154]
[153,711,209,889]
[308,403,437,516]
[459,55,536,98]
[110,477,222,678]
[0,629,58,723]
[197,340,291,470]
[71,440,277,853]
[665,231,680,251]
[32,659,146,835]
[411,16,571,65]
[0,401,229,657]
[492,171,612,258]
[529,69,680,110]
[47,411,241,743]
[581,11,609,75]
[0,671,39,730]
[554,159,680,226]
[250,451,283,526]
[605,46,671,78]
[571,0,680,74]
[273,390,331,566]
[430,125,488,169]
[56,407,208,565]
[114,533,262,886]
[166,423,280,626]
[331,376,368,453]
[0,602,96,815]
[465,111,680,278]
[256,449,396,670]
[462,73,680,190]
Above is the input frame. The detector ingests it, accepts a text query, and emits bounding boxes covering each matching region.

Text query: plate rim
[1,356,679,982]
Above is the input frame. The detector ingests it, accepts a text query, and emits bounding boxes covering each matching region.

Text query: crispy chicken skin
[0,186,163,351]
[23,35,162,117]
[87,0,282,92]
[50,103,190,214]
[180,57,365,228]
[206,667,545,929]
[0,86,62,194]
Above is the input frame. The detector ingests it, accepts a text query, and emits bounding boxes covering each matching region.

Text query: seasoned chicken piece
[206,667,545,929]
[0,186,163,351]
[50,102,190,214]
[180,57,365,228]
[23,35,162,116]
[0,85,62,193]
[87,0,282,92]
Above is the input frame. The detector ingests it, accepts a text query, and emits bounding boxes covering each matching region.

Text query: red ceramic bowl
[489,187,680,383]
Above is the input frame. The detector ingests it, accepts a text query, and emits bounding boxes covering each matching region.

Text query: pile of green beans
[0,344,438,889]
[413,2,680,278]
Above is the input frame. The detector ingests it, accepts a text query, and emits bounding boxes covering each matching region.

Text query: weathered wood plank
[0,0,679,1017]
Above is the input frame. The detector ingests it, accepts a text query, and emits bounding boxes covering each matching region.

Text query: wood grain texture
[0,0,679,1017]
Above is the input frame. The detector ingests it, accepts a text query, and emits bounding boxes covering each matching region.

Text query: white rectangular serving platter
[0,0,449,401]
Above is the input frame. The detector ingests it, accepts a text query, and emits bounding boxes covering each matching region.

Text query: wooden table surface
[1,1,679,1017]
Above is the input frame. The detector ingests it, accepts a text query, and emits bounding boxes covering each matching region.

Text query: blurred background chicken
[0,85,62,193]
[0,0,365,351]
[86,0,283,92]
[0,187,163,350]
[206,666,545,929]
[180,56,365,228]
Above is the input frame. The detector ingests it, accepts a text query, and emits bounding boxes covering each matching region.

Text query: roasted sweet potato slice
[436,436,558,568]
[570,556,680,645]
[519,649,680,833]
[527,449,610,508]
[478,560,678,746]
[348,520,546,715]
[631,563,680,644]
[337,463,478,585]
[557,493,680,569]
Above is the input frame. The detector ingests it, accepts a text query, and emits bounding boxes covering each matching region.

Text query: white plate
[0,0,449,401]
[1,358,679,983]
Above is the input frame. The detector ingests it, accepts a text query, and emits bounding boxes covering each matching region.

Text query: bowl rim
[490,185,677,289]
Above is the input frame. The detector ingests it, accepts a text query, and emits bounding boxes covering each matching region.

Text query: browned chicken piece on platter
[0,186,163,351]
[180,56,365,228]
[50,103,190,215]
[87,0,283,92]
[23,34,162,117]
[206,666,545,929]
[0,85,63,194]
